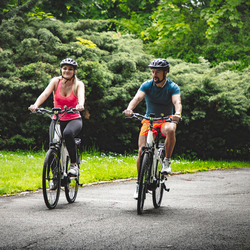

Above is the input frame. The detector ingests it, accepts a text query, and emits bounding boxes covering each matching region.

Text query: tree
[142,0,250,69]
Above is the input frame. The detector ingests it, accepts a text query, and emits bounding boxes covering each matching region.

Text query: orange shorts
[139,119,170,137]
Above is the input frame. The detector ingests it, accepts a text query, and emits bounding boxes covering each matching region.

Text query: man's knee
[162,123,176,136]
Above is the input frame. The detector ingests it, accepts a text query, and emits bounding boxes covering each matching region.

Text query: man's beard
[153,76,165,84]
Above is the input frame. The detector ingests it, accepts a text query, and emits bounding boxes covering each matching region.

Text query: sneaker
[134,183,139,200]
[161,158,171,175]
[49,180,57,190]
[68,164,79,176]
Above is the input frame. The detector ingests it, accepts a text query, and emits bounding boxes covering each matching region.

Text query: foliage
[143,0,250,70]
[168,57,250,159]
[201,0,246,39]
[76,37,97,48]
[2,1,250,71]
[1,1,250,160]
[0,17,152,153]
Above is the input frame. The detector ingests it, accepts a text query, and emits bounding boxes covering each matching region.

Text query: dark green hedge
[1,18,250,160]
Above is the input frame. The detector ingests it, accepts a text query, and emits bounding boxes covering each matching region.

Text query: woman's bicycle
[127,113,172,214]
[34,107,82,209]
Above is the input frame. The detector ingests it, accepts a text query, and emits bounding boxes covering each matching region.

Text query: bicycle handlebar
[36,107,76,115]
[126,113,172,123]
[30,106,77,120]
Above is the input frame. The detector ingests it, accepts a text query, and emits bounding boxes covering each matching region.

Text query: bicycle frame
[146,119,165,187]
[51,121,69,181]
[41,108,70,182]
[141,114,170,189]
[34,107,82,209]
[127,112,172,214]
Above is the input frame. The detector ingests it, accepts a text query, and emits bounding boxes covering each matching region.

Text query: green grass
[171,159,250,173]
[1,150,250,196]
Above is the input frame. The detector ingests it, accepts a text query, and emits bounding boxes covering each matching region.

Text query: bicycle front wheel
[137,152,151,215]
[42,148,61,209]
[152,149,165,208]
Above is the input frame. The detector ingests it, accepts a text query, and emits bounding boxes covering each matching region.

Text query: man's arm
[172,94,182,121]
[124,90,146,116]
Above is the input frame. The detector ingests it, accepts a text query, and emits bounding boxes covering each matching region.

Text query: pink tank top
[53,79,81,121]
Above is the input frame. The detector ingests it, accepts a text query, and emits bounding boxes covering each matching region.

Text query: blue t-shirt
[139,78,180,117]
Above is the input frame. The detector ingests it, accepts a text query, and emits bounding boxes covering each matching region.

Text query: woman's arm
[29,77,58,112]
[76,81,85,111]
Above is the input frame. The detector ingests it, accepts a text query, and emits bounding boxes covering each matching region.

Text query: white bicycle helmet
[60,58,78,69]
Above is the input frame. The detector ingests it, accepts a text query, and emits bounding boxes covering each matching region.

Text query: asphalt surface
[0,168,250,250]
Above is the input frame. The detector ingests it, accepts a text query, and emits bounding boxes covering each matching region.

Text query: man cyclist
[124,58,182,199]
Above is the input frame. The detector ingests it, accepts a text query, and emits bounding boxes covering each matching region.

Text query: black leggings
[49,118,82,163]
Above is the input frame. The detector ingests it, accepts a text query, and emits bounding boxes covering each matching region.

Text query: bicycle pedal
[163,183,170,192]
[76,179,83,186]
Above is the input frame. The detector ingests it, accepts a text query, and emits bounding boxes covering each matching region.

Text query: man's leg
[161,122,177,174]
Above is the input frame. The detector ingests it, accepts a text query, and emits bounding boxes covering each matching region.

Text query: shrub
[1,17,250,160]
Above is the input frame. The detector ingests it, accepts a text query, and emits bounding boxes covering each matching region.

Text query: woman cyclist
[29,58,85,177]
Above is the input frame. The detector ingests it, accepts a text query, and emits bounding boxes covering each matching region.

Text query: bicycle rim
[42,149,61,209]
[153,148,165,208]
[152,172,164,208]
[137,152,151,215]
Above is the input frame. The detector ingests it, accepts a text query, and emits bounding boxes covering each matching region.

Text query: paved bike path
[0,168,250,249]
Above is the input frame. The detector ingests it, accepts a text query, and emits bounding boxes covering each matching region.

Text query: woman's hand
[76,104,84,111]
[29,104,38,113]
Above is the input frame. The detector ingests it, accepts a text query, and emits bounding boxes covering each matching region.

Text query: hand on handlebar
[172,114,181,122]
[75,104,84,111]
[124,109,133,117]
[29,104,38,113]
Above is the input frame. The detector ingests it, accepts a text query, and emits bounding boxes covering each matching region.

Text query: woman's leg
[60,118,82,164]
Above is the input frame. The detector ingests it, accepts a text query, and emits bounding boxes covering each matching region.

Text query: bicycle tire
[65,154,79,203]
[42,148,61,209]
[152,149,165,208]
[137,152,151,215]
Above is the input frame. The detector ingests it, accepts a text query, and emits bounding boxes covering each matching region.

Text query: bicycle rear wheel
[152,148,165,208]
[42,148,61,209]
[137,152,151,215]
[65,154,79,203]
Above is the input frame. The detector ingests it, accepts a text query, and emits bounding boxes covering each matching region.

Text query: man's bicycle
[34,107,82,209]
[127,113,172,214]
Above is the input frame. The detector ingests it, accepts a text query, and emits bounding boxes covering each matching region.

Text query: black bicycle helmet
[60,58,78,69]
[148,59,170,72]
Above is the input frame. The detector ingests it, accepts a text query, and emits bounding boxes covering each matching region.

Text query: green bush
[1,17,250,160]
[0,17,152,152]
[169,58,250,160]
